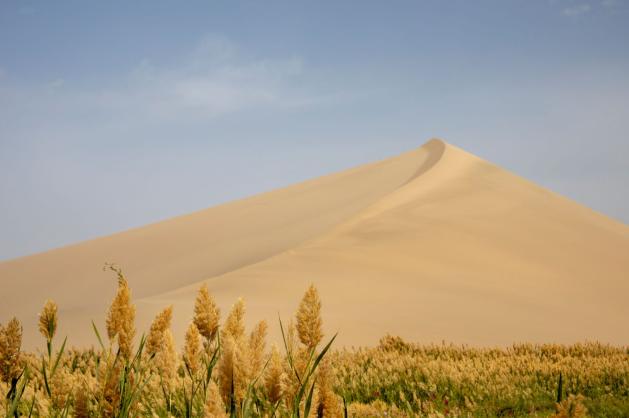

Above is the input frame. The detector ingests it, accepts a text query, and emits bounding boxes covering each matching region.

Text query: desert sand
[1,139,628,349]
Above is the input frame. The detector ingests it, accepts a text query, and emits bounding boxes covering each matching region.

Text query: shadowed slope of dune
[0,140,445,347]
[1,139,628,348]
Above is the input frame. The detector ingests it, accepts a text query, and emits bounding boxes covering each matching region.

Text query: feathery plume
[279,321,302,409]
[146,306,173,357]
[0,381,5,412]
[296,285,323,350]
[204,380,227,418]
[265,345,284,404]
[50,367,73,410]
[97,353,120,416]
[104,264,136,360]
[552,394,588,418]
[183,322,201,376]
[0,317,22,383]
[284,319,298,359]
[317,358,341,418]
[38,299,58,342]
[218,335,236,406]
[193,284,221,342]
[223,298,246,341]
[248,320,268,380]
[218,335,251,409]
[73,385,89,418]
[218,299,249,408]
[155,329,178,392]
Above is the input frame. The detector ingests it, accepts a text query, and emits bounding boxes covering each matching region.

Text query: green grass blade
[270,399,282,418]
[51,336,67,376]
[557,372,563,403]
[293,347,316,413]
[91,320,106,351]
[303,380,316,418]
[279,316,301,384]
[8,367,29,417]
[292,333,337,416]
[27,395,36,418]
[41,357,52,397]
[309,333,337,379]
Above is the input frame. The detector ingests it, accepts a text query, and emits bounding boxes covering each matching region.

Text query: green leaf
[205,336,221,387]
[8,367,29,417]
[303,380,317,418]
[269,399,282,418]
[91,320,106,351]
[51,336,67,377]
[292,333,337,416]
[309,333,337,379]
[41,357,52,398]
[279,316,302,385]
[27,395,36,418]
[131,334,146,370]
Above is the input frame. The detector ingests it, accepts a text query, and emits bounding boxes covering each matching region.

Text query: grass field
[1,267,627,417]
[334,338,629,417]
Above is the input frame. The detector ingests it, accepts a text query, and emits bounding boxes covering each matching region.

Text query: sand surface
[1,139,628,349]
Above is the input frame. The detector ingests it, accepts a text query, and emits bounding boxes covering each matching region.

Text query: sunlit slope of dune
[1,139,628,348]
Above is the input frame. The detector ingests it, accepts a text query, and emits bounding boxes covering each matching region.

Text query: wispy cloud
[562,3,592,16]
[99,36,312,119]
[17,5,37,15]
[601,0,621,7]
[555,0,623,16]
[47,78,64,89]
[0,35,319,141]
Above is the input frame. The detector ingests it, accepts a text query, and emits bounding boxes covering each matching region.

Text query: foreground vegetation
[0,266,627,417]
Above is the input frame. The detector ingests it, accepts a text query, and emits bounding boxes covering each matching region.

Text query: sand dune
[1,139,628,349]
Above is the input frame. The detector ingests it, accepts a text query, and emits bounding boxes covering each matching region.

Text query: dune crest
[1,139,628,348]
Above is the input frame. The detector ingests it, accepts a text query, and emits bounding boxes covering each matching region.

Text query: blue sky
[1,0,628,260]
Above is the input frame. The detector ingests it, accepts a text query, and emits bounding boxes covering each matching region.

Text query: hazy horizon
[1,0,628,260]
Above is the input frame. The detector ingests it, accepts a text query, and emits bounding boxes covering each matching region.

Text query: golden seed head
[553,394,588,418]
[296,284,322,350]
[248,320,268,379]
[317,357,341,417]
[38,299,58,341]
[183,322,201,375]
[218,298,251,408]
[204,380,227,418]
[154,329,177,392]
[73,385,89,418]
[193,284,221,342]
[50,367,74,410]
[146,305,173,357]
[222,298,246,341]
[218,334,251,408]
[0,317,22,383]
[104,265,136,360]
[265,344,285,404]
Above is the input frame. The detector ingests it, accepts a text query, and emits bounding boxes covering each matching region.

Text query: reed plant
[332,336,629,416]
[1,267,337,417]
[2,269,629,417]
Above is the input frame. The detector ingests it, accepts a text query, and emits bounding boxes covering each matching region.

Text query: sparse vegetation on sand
[1,267,628,417]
